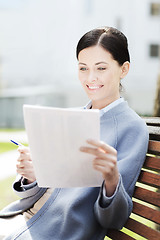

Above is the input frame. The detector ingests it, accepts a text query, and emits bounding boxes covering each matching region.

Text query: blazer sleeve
[94,118,149,230]
[12,175,43,199]
[0,176,47,217]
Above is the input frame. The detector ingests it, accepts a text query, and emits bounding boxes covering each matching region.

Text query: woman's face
[78,45,127,109]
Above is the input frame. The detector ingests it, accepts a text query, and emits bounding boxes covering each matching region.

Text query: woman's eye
[79,67,87,71]
[98,67,106,71]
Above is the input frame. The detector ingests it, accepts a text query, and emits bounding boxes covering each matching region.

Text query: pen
[10,139,23,147]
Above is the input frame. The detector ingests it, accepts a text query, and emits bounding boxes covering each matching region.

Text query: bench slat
[138,170,160,188]
[132,201,160,224]
[143,117,160,126]
[125,218,160,240]
[147,126,160,136]
[106,229,135,240]
[144,156,160,171]
[148,140,160,154]
[134,187,160,207]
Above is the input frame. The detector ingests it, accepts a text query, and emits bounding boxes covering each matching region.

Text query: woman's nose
[88,71,97,83]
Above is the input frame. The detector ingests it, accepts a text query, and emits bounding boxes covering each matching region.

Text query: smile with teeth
[87,85,103,90]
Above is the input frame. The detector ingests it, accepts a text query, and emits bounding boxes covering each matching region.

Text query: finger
[93,158,110,167]
[17,159,32,170]
[93,164,105,173]
[95,153,117,163]
[16,168,35,182]
[93,161,117,180]
[80,145,116,160]
[18,146,29,154]
[16,168,29,177]
[16,161,25,169]
[86,139,116,154]
[93,157,116,170]
[18,153,31,162]
[16,168,23,175]
[92,164,111,179]
[16,166,24,176]
[80,146,107,158]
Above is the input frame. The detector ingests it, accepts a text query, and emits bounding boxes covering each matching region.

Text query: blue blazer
[0,101,149,240]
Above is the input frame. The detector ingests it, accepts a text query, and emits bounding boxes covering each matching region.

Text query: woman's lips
[86,85,104,90]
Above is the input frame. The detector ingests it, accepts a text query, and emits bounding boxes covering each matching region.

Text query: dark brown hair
[76,27,130,66]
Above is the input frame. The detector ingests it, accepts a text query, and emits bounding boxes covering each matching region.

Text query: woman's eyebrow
[95,61,108,65]
[78,62,87,65]
[79,62,108,65]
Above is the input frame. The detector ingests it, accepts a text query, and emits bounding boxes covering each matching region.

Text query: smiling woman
[0,27,149,240]
[77,27,130,110]
[78,46,129,109]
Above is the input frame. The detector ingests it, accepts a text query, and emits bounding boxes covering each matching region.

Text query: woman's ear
[120,61,130,79]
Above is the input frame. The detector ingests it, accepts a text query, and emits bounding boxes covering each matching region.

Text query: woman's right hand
[16,147,36,184]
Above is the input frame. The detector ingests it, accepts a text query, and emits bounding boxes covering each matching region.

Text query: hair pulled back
[76,27,130,66]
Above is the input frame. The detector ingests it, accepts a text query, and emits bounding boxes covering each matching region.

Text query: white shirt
[84,98,124,117]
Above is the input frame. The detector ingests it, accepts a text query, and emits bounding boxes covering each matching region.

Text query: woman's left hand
[80,139,119,197]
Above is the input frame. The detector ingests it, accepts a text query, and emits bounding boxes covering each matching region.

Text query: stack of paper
[23,105,102,188]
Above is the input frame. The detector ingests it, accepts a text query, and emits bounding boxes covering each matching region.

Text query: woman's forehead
[78,46,114,63]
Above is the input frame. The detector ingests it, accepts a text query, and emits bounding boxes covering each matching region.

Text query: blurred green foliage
[0,175,19,210]
[0,142,18,154]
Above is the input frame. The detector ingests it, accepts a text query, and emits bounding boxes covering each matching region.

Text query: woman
[0,27,149,240]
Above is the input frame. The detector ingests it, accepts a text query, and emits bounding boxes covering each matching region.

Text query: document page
[23,105,103,188]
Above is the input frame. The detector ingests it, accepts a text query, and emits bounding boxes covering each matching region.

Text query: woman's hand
[80,139,119,197]
[16,147,36,184]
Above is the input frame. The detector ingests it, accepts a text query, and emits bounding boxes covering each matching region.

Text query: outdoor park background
[0,0,160,238]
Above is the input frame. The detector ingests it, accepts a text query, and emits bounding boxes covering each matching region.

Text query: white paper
[23,105,103,188]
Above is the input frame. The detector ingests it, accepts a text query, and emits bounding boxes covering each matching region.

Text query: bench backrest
[107,117,160,240]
